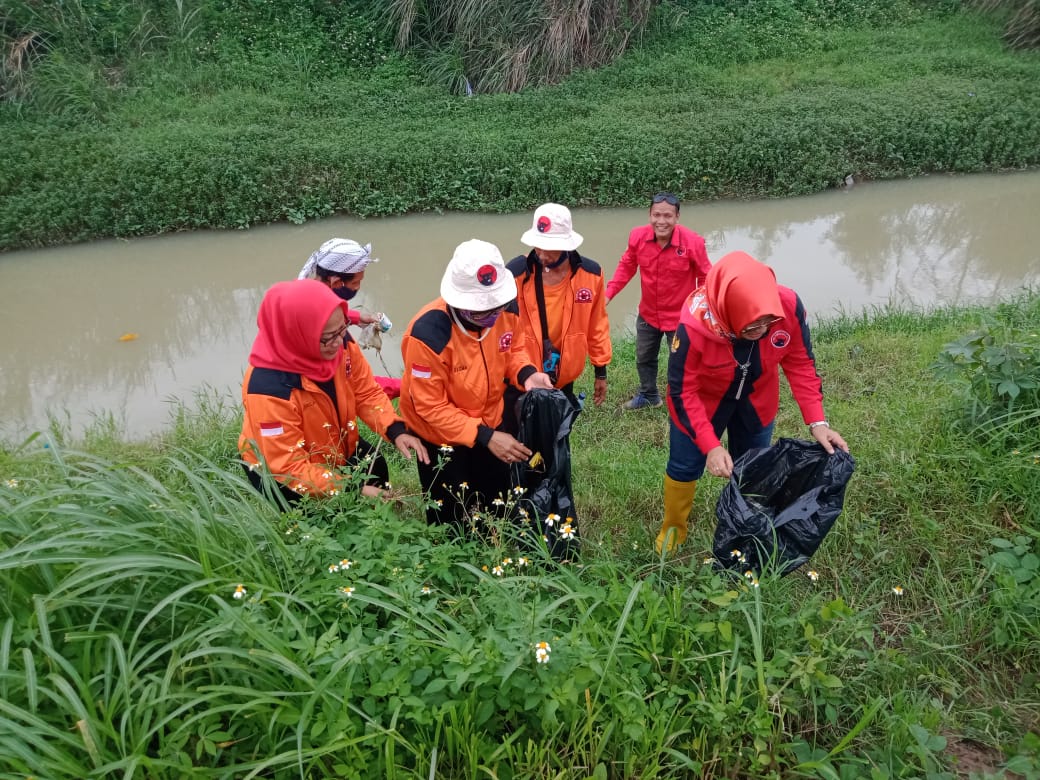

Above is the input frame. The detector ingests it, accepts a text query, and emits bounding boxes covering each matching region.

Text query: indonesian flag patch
[259,421,284,437]
[411,363,433,379]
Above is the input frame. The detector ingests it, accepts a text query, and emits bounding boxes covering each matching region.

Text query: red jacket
[400,299,537,447]
[239,337,405,495]
[507,251,612,388]
[606,223,711,331]
[667,285,825,455]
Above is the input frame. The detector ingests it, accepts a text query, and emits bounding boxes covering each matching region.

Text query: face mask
[462,309,502,329]
[333,286,357,301]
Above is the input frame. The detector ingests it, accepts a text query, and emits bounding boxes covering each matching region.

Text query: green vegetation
[1,0,1039,250]
[2,294,1038,777]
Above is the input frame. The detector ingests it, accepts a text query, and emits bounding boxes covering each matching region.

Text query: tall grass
[3,2,1040,248]
[383,0,656,93]
[2,295,1039,776]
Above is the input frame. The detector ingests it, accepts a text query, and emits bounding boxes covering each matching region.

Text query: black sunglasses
[652,192,680,207]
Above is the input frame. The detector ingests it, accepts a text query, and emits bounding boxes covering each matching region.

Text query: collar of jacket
[524,249,579,277]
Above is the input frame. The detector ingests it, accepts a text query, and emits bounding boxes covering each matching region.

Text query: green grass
[2,2,1039,249]
[1,294,1038,777]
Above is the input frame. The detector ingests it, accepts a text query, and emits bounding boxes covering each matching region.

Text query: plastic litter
[712,438,855,576]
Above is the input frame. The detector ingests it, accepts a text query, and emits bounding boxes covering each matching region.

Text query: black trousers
[415,435,511,532]
[244,436,389,508]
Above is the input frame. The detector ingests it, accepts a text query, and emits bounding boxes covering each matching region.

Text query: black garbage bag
[713,438,855,576]
[510,389,582,560]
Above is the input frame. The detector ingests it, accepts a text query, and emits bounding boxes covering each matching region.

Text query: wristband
[808,421,829,430]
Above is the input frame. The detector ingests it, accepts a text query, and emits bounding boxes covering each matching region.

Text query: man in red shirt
[606,192,712,410]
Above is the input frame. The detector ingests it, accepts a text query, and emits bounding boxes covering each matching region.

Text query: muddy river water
[1,171,1038,440]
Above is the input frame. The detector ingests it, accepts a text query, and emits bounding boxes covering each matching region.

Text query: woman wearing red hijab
[239,279,428,503]
[657,251,849,554]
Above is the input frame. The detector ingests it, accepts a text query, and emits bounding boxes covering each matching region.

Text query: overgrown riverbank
[1,296,1038,777]
[2,0,1039,250]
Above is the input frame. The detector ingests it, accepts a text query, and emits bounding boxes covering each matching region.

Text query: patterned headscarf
[297,238,378,279]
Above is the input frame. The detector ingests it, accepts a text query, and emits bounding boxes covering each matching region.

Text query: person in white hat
[506,203,611,420]
[399,239,553,530]
[298,237,400,399]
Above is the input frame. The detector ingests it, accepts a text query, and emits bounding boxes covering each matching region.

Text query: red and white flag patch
[259,422,284,437]
[411,363,432,379]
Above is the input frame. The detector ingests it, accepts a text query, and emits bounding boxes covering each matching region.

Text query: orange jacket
[239,337,405,495]
[507,251,611,387]
[400,298,538,447]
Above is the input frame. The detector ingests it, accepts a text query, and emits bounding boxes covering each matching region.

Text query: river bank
[2,3,1039,250]
[1,295,1038,777]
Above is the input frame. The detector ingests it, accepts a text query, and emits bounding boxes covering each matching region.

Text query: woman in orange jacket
[400,239,553,529]
[506,203,611,415]
[239,279,428,505]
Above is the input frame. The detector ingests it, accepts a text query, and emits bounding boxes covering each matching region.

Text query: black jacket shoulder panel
[577,254,602,276]
[411,309,453,355]
[247,368,303,401]
[507,254,531,279]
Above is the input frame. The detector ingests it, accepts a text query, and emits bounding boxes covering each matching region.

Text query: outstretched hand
[812,425,849,455]
[705,445,734,479]
[394,433,430,464]
[487,431,532,464]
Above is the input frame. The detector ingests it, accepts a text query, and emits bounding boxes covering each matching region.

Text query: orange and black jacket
[239,335,405,495]
[506,250,611,387]
[399,298,538,448]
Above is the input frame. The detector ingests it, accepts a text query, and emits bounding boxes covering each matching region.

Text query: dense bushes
[1,1,1039,250]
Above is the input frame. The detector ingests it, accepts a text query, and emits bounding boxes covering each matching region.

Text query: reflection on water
[1,171,1038,439]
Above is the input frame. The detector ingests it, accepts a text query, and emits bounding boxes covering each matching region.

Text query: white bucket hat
[519,203,584,251]
[297,238,378,279]
[440,239,517,311]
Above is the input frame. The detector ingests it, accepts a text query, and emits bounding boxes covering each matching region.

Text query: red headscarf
[703,251,784,336]
[249,279,348,382]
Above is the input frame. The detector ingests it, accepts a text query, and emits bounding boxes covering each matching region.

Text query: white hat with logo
[440,239,517,311]
[520,203,584,251]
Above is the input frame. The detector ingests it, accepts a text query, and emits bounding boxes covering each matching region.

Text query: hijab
[703,251,784,337]
[249,279,348,382]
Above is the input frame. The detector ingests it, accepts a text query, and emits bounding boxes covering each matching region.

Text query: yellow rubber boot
[655,476,697,555]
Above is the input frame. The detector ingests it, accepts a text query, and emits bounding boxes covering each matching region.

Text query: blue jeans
[635,314,672,401]
[666,413,775,482]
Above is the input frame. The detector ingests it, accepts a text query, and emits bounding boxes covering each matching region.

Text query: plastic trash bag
[712,438,855,576]
[511,389,582,559]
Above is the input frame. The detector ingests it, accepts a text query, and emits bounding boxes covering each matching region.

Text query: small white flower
[492,498,505,506]
[421,585,432,595]
[300,533,312,541]
[328,563,340,573]
[730,549,742,559]
[492,565,505,577]
[560,523,576,540]
[512,485,526,495]
[534,641,551,665]
[703,557,716,565]
[439,444,454,454]
[340,559,352,570]
[545,513,560,527]
[233,584,247,600]
[517,557,529,567]
[891,585,905,596]
[807,570,820,582]
[340,586,355,596]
